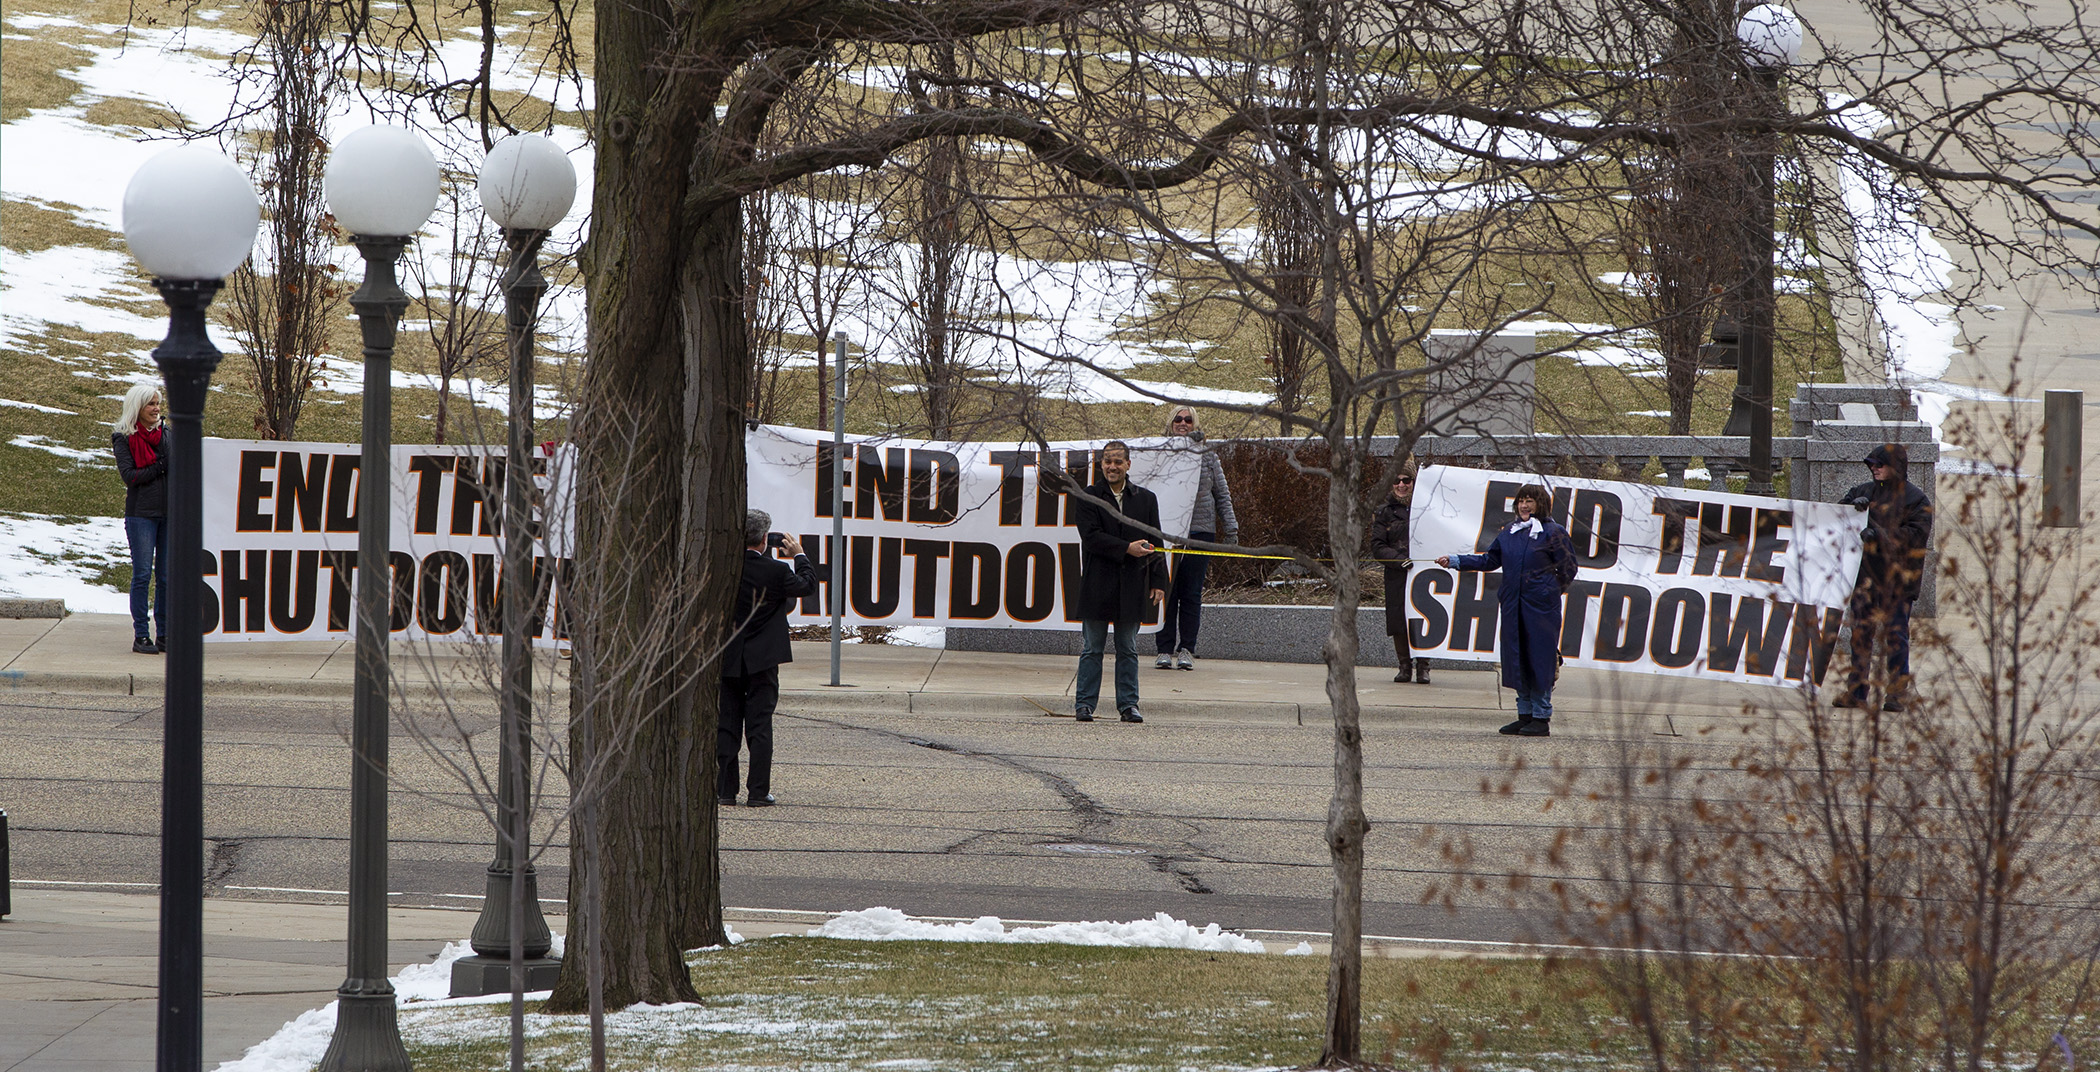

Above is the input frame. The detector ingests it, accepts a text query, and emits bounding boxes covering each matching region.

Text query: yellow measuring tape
[1164,546,1411,567]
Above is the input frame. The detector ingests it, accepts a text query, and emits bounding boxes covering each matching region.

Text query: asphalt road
[0,686,1716,945]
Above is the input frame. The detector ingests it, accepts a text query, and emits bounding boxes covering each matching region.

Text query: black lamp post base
[447,954,564,996]
[317,987,410,1071]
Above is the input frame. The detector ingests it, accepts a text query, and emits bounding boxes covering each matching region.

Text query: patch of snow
[10,435,108,464]
[882,626,946,648]
[1285,941,1315,955]
[0,514,129,611]
[811,907,1269,953]
[1,398,78,414]
[215,938,480,1071]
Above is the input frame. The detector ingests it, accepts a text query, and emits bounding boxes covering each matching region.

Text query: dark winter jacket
[112,429,169,519]
[1450,517,1576,692]
[722,548,820,678]
[1369,496,1411,637]
[1839,443,1933,602]
[1074,480,1169,623]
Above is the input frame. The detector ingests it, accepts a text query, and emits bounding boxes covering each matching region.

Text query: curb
[0,598,66,619]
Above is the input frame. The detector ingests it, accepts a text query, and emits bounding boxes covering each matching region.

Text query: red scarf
[128,426,163,469]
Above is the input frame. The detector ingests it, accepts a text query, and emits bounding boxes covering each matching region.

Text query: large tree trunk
[546,4,738,1011]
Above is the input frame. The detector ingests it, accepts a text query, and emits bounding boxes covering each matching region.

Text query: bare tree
[406,191,509,444]
[223,0,342,441]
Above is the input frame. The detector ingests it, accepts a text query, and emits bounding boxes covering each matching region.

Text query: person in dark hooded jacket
[1368,462,1428,683]
[1437,483,1576,736]
[1834,443,1933,711]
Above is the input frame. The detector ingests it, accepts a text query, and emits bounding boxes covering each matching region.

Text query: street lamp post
[829,331,848,687]
[122,142,261,1072]
[451,133,577,999]
[1723,3,1803,495]
[318,125,439,1072]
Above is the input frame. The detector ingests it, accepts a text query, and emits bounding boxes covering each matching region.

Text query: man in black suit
[720,509,820,807]
[1072,441,1168,723]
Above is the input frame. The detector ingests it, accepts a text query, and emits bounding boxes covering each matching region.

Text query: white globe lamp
[121,143,261,279]
[324,125,441,237]
[478,134,578,231]
[1737,4,1803,71]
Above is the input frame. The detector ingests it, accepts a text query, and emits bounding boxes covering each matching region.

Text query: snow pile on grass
[811,907,1269,953]
[0,514,129,612]
[214,939,482,1072]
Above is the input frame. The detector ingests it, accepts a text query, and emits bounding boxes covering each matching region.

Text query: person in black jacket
[1833,443,1933,711]
[111,383,169,655]
[1369,463,1428,684]
[718,509,820,807]
[1072,441,1169,723]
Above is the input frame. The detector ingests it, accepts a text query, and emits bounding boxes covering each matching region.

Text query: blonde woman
[112,383,169,654]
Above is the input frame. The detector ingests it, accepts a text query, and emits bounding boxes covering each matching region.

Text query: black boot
[1414,660,1430,684]
[1393,639,1412,683]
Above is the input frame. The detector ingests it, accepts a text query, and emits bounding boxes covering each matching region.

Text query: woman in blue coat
[1436,483,1575,737]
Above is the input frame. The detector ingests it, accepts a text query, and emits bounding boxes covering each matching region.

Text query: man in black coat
[1834,443,1933,711]
[1072,441,1169,723]
[719,509,820,807]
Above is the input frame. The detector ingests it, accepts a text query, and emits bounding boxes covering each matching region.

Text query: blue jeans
[125,515,168,641]
[1516,686,1553,721]
[1078,618,1141,714]
[1155,531,1212,655]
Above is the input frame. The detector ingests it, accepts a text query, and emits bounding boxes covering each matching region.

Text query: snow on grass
[810,907,1270,953]
[0,398,79,414]
[10,434,110,464]
[0,513,130,611]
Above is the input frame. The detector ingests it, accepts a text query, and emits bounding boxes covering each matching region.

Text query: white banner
[746,425,1204,631]
[199,440,575,644]
[1406,465,1863,687]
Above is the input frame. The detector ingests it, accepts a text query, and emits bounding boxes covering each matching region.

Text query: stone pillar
[1423,331,1535,438]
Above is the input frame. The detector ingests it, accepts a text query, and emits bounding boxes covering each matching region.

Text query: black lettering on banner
[851,536,903,618]
[236,451,275,532]
[1560,580,1604,657]
[473,553,499,633]
[1746,508,1790,583]
[1061,451,1090,526]
[322,550,354,631]
[276,452,329,532]
[949,542,1000,619]
[1006,542,1057,622]
[452,457,494,537]
[814,443,855,519]
[268,549,320,633]
[990,450,1036,526]
[1408,570,1453,650]
[1473,480,1524,551]
[1593,583,1652,662]
[221,549,267,632]
[1652,496,1699,574]
[1034,453,1063,527]
[1648,587,1704,669]
[1452,572,1500,652]
[390,550,415,631]
[902,539,950,618]
[1708,593,1794,675]
[1785,604,1843,684]
[1567,489,1622,569]
[858,447,909,522]
[417,550,470,634]
[908,448,961,524]
[473,553,556,637]
[325,455,360,532]
[200,550,220,634]
[1693,502,1752,578]
[797,534,835,614]
[1058,542,1084,620]
[408,455,453,535]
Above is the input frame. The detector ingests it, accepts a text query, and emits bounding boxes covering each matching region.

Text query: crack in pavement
[784,714,1113,835]
[204,838,245,893]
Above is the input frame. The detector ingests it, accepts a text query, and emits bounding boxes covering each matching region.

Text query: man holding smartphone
[720,509,820,807]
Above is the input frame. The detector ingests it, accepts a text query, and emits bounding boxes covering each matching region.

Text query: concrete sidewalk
[0,611,1791,725]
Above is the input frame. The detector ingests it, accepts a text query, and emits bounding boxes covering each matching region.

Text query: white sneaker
[1176,650,1194,670]
[1155,652,1174,669]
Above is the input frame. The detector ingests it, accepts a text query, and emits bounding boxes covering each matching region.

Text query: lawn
[398,938,1633,1072]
